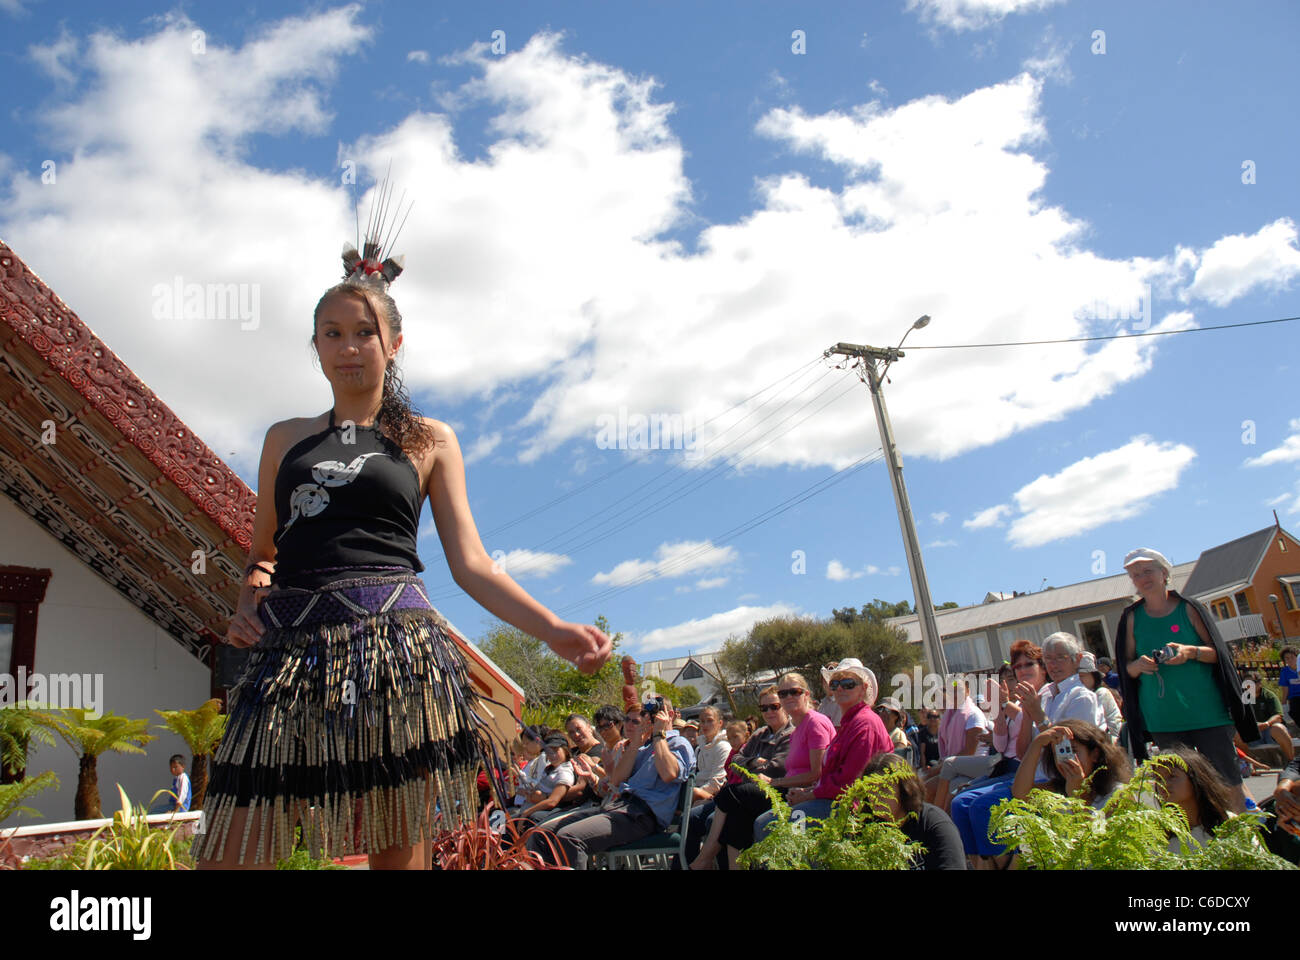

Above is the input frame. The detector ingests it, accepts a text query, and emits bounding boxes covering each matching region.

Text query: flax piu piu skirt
[192,571,502,865]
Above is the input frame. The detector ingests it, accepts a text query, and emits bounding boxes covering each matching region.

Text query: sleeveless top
[270,408,425,589]
[1133,599,1231,732]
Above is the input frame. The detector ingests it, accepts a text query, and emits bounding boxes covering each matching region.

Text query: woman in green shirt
[1115,548,1257,813]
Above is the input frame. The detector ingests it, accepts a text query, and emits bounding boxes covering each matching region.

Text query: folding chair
[598,775,695,870]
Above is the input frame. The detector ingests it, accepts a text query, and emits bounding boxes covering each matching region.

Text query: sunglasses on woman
[829,678,859,690]
[777,688,806,699]
[758,703,782,713]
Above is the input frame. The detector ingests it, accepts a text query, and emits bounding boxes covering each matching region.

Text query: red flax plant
[431,803,571,870]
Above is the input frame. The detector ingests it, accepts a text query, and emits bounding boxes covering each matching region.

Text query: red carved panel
[0,242,257,549]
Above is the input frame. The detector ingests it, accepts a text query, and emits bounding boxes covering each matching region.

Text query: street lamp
[1268,594,1286,643]
[826,316,948,678]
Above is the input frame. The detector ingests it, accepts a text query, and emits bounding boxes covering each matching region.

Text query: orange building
[1182,522,1300,645]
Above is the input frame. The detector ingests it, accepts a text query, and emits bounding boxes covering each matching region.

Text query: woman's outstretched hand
[544,622,613,674]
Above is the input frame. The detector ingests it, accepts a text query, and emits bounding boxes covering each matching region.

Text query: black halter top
[270,408,425,589]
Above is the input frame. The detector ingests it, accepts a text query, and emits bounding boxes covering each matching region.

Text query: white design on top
[277,452,387,539]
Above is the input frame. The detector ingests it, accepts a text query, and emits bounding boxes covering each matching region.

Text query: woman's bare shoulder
[264,414,328,461]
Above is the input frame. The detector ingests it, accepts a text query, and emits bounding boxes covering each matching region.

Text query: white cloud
[28,27,79,85]
[827,560,860,581]
[1184,218,1300,306]
[1021,29,1073,84]
[0,14,1246,486]
[488,548,573,579]
[695,576,728,589]
[407,50,430,63]
[964,504,1012,529]
[827,560,898,580]
[1244,418,1300,467]
[1003,436,1197,547]
[463,430,502,465]
[1265,492,1291,507]
[931,511,950,524]
[927,538,959,548]
[630,603,799,656]
[592,540,736,586]
[906,0,1065,32]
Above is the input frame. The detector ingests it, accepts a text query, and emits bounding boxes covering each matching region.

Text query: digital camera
[642,696,665,717]
[1151,643,1178,665]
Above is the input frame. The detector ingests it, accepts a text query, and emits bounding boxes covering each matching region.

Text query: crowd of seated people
[501,625,1299,869]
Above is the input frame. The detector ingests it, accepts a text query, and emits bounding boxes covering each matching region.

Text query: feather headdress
[341,163,414,293]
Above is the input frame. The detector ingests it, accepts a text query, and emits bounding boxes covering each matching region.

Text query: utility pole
[827,320,949,677]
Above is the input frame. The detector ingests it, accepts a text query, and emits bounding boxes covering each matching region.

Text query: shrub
[735,765,923,871]
[987,754,1297,870]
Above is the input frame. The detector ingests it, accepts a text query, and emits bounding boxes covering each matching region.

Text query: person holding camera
[1115,548,1256,812]
[1010,718,1132,809]
[527,698,694,869]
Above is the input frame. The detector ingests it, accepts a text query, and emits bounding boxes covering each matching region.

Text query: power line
[551,448,885,617]
[424,369,862,601]
[902,315,1298,350]
[477,354,826,539]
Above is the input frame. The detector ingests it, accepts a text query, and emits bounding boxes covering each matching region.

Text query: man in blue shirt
[529,700,694,870]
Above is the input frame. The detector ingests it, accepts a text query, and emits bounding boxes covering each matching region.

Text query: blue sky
[2,0,1298,662]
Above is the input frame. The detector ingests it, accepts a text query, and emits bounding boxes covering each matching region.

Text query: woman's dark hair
[1160,746,1233,833]
[1038,718,1131,801]
[593,705,623,730]
[521,725,547,744]
[312,283,438,460]
[564,713,593,730]
[863,752,924,816]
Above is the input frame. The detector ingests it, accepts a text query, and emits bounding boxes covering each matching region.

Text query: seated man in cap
[527,700,694,870]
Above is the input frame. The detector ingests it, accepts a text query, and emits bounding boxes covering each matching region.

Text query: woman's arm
[426,419,610,672]
[959,726,982,757]
[521,783,569,818]
[226,423,286,647]
[771,747,825,789]
[1011,736,1046,800]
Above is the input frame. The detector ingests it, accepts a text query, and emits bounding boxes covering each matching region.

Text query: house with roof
[640,652,726,704]
[0,241,523,827]
[1181,523,1300,644]
[887,562,1197,671]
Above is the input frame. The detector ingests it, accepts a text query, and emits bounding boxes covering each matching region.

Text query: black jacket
[1114,589,1257,761]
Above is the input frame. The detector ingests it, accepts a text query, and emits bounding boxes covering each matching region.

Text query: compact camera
[642,696,665,717]
[1151,643,1178,665]
[1054,738,1075,763]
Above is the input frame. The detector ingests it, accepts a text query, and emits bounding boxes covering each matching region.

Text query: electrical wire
[900,315,1298,350]
[478,354,826,539]
[551,448,884,617]
[423,369,863,600]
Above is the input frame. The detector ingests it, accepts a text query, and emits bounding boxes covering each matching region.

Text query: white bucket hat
[1123,548,1172,579]
[821,658,878,706]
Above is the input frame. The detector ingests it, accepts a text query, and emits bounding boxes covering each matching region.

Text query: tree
[154,699,228,811]
[831,599,913,626]
[715,633,762,688]
[26,709,156,820]
[477,621,571,704]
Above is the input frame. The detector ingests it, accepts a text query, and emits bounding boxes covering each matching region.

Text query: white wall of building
[1,496,211,826]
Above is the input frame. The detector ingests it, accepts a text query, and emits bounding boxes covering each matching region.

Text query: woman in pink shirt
[690,672,831,869]
[754,659,892,838]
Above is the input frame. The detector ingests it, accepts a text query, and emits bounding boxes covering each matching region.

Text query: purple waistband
[258,573,436,630]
